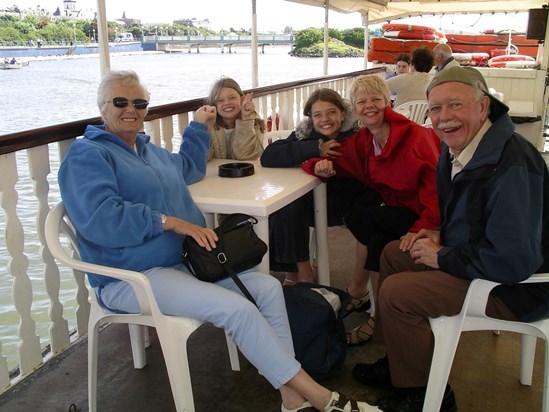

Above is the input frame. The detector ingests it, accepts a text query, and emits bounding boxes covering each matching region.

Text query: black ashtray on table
[218,162,255,178]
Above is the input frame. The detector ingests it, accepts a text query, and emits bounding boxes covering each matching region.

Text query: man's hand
[409,235,442,268]
[400,229,440,251]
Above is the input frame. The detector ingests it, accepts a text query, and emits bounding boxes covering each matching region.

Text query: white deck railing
[0,68,384,395]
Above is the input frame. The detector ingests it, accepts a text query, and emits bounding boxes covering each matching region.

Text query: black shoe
[352,356,392,387]
[377,384,457,412]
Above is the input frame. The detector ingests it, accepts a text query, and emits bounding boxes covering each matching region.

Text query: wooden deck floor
[0,227,544,411]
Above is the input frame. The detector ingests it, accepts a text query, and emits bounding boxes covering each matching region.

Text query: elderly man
[433,43,460,72]
[352,66,549,411]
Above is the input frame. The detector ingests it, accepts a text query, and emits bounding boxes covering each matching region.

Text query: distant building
[173,18,211,30]
[63,0,80,18]
[117,12,141,26]
[0,1,95,19]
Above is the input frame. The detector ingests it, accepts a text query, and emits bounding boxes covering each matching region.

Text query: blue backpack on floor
[283,283,350,381]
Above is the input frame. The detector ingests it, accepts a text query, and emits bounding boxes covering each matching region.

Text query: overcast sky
[4,0,362,31]
[3,1,530,33]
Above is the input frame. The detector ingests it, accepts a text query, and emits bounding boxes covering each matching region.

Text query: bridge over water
[142,34,293,53]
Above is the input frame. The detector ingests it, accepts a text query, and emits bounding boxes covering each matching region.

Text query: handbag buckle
[217,252,227,264]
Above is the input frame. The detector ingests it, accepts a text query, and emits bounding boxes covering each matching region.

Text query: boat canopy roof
[284,0,548,24]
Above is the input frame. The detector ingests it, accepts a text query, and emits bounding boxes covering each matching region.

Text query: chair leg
[156,320,199,412]
[519,334,537,386]
[128,324,147,369]
[88,321,100,412]
[225,333,240,371]
[144,326,151,348]
[423,316,463,412]
[543,340,549,412]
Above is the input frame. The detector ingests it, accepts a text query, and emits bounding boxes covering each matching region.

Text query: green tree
[328,28,342,41]
[292,28,323,50]
[342,28,364,49]
[0,25,24,43]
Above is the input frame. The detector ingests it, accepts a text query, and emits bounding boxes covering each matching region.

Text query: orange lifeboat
[382,24,446,41]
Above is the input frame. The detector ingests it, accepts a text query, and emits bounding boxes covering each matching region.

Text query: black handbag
[181,213,268,305]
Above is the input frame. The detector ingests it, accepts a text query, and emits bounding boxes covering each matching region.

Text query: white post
[251,0,259,87]
[96,0,110,77]
[323,0,329,75]
[362,12,369,70]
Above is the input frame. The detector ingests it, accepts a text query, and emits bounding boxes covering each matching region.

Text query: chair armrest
[45,203,160,317]
[462,273,549,318]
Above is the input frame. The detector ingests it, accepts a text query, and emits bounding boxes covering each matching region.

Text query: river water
[0,46,366,369]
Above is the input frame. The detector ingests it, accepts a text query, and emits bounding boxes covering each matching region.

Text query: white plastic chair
[264,129,292,146]
[424,273,549,411]
[44,202,240,412]
[394,100,430,125]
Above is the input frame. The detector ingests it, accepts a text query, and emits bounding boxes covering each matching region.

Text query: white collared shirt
[450,119,492,180]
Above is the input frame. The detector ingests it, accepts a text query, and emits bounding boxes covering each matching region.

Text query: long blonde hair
[205,76,265,132]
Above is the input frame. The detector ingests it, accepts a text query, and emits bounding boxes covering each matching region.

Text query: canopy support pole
[323,0,329,75]
[362,12,369,70]
[251,0,259,87]
[96,0,110,77]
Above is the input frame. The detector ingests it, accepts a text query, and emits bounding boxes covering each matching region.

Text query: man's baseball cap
[426,66,509,120]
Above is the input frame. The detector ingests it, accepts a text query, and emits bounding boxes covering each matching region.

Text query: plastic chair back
[394,100,430,124]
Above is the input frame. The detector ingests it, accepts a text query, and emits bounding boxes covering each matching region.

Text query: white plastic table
[188,159,330,285]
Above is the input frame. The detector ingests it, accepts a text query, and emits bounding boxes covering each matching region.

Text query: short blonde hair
[97,70,149,110]
[349,75,391,107]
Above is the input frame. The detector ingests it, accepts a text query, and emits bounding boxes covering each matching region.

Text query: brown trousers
[375,240,517,388]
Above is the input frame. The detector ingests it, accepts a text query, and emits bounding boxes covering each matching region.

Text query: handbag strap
[182,223,258,307]
[221,260,257,306]
[181,252,257,306]
[216,222,258,306]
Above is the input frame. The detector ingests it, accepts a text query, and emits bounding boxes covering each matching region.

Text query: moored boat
[1,61,26,69]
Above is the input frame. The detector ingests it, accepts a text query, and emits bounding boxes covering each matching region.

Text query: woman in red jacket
[302,75,441,346]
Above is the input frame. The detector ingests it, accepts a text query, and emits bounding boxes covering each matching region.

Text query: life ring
[382,23,445,40]
[488,54,537,68]
[452,52,490,66]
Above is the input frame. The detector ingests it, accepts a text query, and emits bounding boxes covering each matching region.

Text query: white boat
[1,61,24,69]
[0,60,29,70]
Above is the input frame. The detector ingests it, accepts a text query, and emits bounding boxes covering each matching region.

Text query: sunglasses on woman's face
[107,97,149,110]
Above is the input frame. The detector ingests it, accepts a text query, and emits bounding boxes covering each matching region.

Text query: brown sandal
[324,391,380,411]
[342,290,371,318]
[347,317,375,346]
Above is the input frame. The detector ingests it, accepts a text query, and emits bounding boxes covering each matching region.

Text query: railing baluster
[28,146,70,354]
[0,152,42,377]
[161,116,174,152]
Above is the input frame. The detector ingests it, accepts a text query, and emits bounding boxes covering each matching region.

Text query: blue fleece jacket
[58,122,210,288]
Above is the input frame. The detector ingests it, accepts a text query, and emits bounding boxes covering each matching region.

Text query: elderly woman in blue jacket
[58,70,379,412]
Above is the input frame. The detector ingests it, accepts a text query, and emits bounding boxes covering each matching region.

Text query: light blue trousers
[99,264,301,389]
